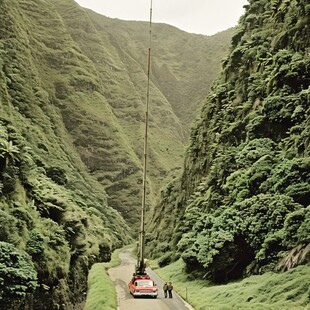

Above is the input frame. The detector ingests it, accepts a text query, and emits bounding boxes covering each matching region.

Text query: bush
[46,166,67,185]
[26,231,45,256]
[0,210,18,243]
[178,194,304,281]
[158,251,173,267]
[0,242,37,298]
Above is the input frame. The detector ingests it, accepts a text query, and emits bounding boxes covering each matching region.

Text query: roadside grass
[153,259,310,310]
[86,247,310,310]
[84,247,124,310]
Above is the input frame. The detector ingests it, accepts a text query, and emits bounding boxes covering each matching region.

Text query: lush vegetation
[148,0,310,291]
[0,242,37,298]
[84,248,123,310]
[0,117,130,308]
[84,264,116,310]
[2,0,309,308]
[154,259,310,310]
[0,0,231,308]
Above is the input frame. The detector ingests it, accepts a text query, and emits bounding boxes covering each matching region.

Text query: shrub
[46,166,68,185]
[158,251,173,267]
[26,231,45,256]
[178,194,304,281]
[0,210,18,242]
[0,242,37,298]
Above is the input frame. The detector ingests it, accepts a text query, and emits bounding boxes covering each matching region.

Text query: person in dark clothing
[163,282,168,298]
[167,282,173,298]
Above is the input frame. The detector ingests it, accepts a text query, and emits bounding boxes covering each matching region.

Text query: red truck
[128,274,158,298]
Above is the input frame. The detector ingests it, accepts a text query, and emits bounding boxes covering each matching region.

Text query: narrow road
[108,248,194,310]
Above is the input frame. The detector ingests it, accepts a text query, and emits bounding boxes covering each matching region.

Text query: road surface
[108,248,194,310]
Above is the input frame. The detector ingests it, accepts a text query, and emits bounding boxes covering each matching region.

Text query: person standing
[167,282,173,298]
[163,282,168,298]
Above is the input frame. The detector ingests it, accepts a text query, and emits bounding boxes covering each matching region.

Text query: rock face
[0,0,232,308]
[148,0,310,282]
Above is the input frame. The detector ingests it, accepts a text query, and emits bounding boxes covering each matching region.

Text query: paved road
[108,248,194,310]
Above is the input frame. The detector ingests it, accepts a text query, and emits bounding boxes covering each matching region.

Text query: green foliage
[158,251,173,267]
[85,264,117,310]
[287,206,310,245]
[179,190,305,280]
[149,0,310,285]
[155,259,310,310]
[236,195,299,248]
[26,231,44,256]
[235,138,277,168]
[261,157,310,206]
[0,210,20,244]
[46,166,68,185]
[10,205,34,230]
[0,0,309,307]
[84,248,123,310]
[282,207,309,247]
[0,242,37,298]
[0,140,20,168]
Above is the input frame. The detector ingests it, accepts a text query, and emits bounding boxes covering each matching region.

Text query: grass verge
[153,259,310,310]
[84,247,124,310]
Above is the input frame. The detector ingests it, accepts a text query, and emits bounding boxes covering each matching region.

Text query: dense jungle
[0,0,309,309]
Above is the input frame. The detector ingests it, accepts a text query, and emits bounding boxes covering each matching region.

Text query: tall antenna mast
[137,0,153,275]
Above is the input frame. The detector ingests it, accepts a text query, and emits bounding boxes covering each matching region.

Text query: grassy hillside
[155,259,310,310]
[0,0,132,308]
[148,0,309,295]
[86,10,234,133]
[46,0,233,226]
[0,0,231,308]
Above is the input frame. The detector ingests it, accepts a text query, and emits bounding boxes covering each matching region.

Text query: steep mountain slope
[52,1,234,224]
[148,0,310,284]
[48,0,182,224]
[86,10,235,134]
[0,0,131,308]
[0,0,232,308]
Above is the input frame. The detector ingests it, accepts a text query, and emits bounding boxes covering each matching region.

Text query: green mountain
[148,0,310,287]
[0,0,232,308]
[44,0,233,225]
